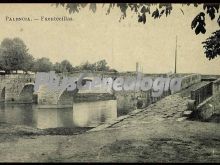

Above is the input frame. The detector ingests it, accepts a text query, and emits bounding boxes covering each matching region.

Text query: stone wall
[114,90,150,116]
[195,93,220,121]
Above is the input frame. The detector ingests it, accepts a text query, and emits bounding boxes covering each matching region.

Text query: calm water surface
[0,100,117,129]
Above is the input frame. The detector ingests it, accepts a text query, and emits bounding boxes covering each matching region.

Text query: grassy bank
[0,119,219,162]
[0,122,91,144]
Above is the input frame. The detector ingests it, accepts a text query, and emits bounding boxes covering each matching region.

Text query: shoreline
[0,118,219,162]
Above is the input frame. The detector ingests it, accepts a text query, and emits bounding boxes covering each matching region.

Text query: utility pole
[111,38,114,65]
[174,35,178,74]
[134,62,140,104]
[136,62,139,73]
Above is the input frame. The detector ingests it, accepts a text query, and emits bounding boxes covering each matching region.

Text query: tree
[32,57,53,72]
[79,61,96,71]
[202,30,220,60]
[0,37,34,74]
[55,3,219,33]
[23,53,34,73]
[53,62,62,73]
[53,60,74,73]
[95,60,110,71]
[60,60,74,72]
[55,3,220,60]
[75,60,114,72]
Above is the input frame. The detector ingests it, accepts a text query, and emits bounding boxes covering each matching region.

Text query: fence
[191,82,213,106]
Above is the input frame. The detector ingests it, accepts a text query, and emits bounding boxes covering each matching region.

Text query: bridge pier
[0,87,5,103]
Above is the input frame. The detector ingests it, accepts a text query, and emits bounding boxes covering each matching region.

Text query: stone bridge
[0,72,204,109]
[35,84,79,108]
[0,74,35,103]
[0,72,114,108]
[35,81,115,108]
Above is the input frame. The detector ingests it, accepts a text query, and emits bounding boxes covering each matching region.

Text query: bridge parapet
[213,78,220,95]
[180,74,201,90]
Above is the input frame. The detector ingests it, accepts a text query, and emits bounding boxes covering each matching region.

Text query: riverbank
[0,117,219,162]
[0,122,91,140]
[0,82,219,162]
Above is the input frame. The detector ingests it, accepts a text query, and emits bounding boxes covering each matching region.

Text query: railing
[213,78,220,95]
[191,82,213,106]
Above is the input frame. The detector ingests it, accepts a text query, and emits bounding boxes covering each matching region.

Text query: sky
[0,3,219,75]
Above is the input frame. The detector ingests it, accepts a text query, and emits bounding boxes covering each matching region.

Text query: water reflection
[0,104,36,126]
[0,100,117,129]
[36,108,74,129]
[72,100,117,127]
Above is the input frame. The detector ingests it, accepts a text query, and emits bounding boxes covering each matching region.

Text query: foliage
[22,53,34,73]
[53,62,62,73]
[78,60,110,71]
[94,60,110,71]
[0,37,117,73]
[202,30,220,60]
[191,12,206,35]
[60,60,74,72]
[53,60,74,73]
[32,57,53,72]
[55,3,219,34]
[0,38,34,73]
[55,3,220,60]
[78,61,96,71]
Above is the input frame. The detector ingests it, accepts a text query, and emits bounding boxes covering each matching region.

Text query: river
[0,100,117,129]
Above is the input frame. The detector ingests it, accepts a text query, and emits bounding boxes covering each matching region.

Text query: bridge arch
[56,77,100,105]
[57,87,79,105]
[18,83,35,103]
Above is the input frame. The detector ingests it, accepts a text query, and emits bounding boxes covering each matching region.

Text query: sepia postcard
[0,2,219,163]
